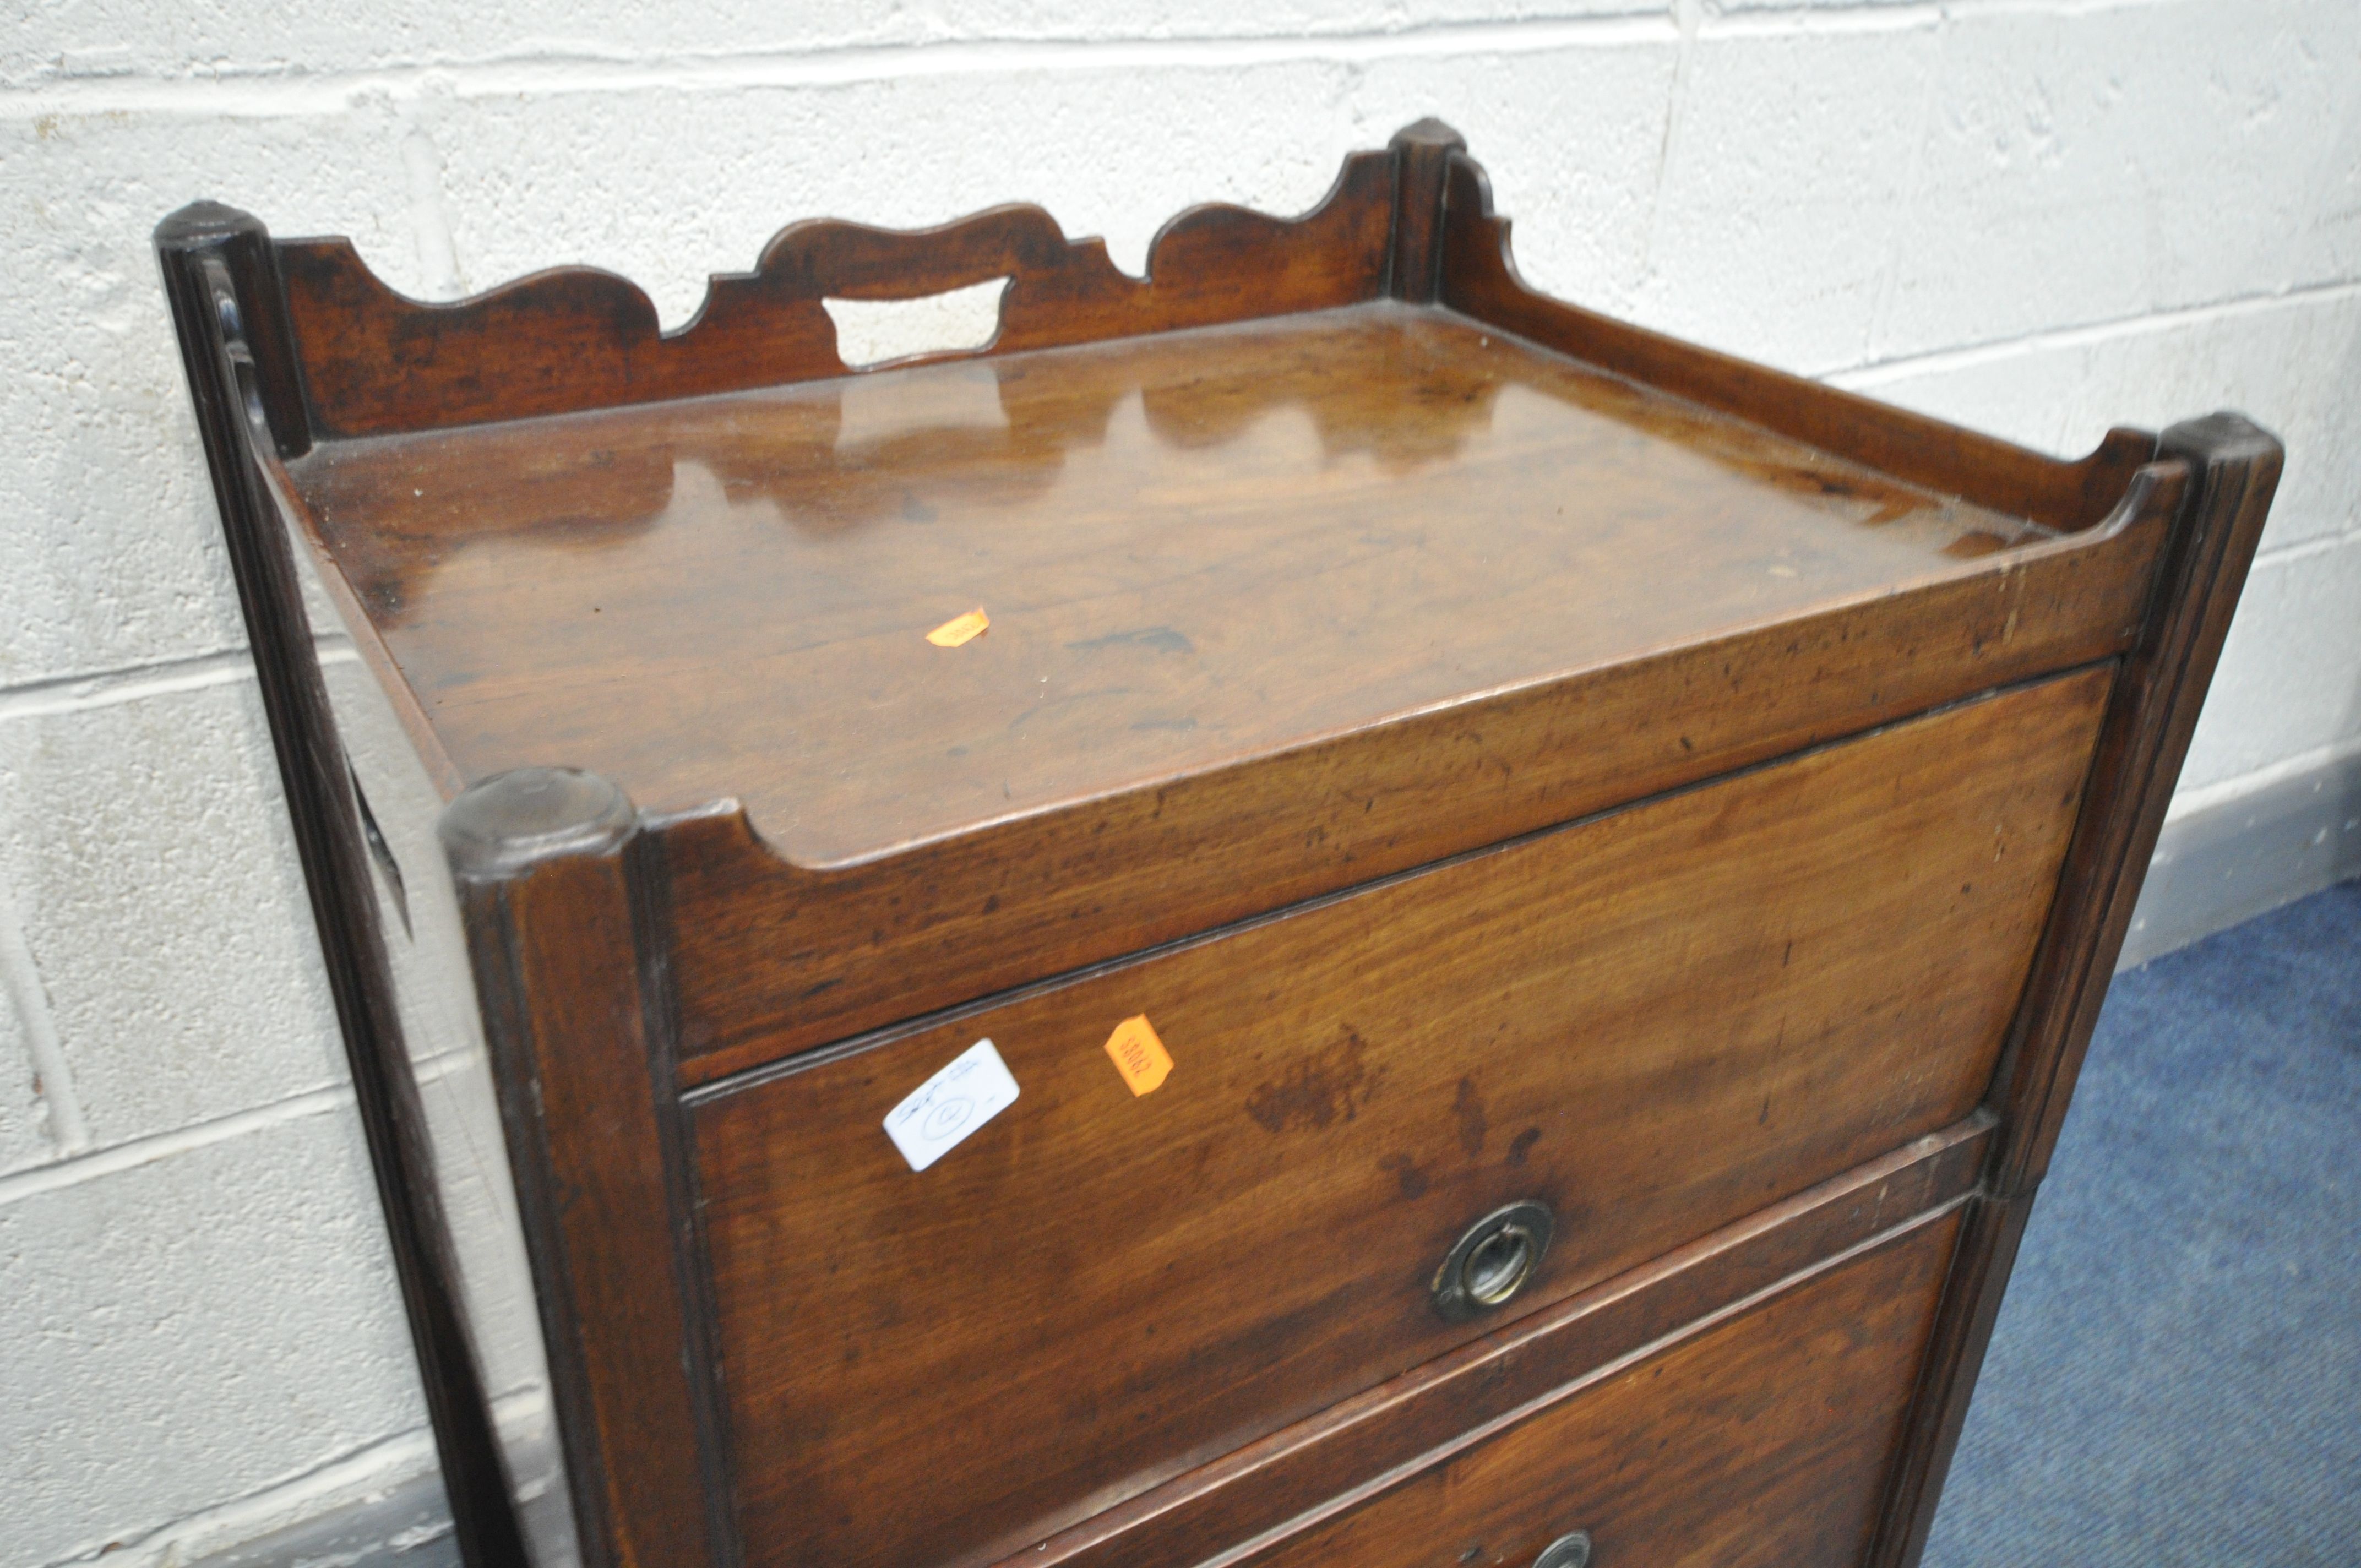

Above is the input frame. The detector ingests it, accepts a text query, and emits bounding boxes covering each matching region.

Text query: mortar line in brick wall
[0,1082,352,1206]
[397,114,466,297]
[1,867,88,1156]
[1859,9,1944,364]
[2168,732,2361,824]
[2,14,1688,113]
[1827,276,2361,388]
[0,639,357,722]
[1636,0,1703,280]
[2251,529,2361,569]
[0,1043,473,1208]
[46,1421,447,1568]
[1701,0,2183,37]
[1695,1,1941,39]
[42,1380,562,1568]
[3,0,2198,116]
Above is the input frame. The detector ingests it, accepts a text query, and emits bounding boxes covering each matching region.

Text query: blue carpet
[1924,880,2361,1566]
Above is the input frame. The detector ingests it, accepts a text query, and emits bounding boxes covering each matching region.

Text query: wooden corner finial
[2158,410,2281,464]
[1388,121,1470,304]
[154,200,268,250]
[440,767,637,878]
[1390,118,1467,153]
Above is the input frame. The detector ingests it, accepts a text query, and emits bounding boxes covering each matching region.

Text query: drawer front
[1241,1211,1962,1568]
[691,668,2108,1568]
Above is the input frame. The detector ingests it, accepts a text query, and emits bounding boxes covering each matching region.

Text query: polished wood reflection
[287,302,2047,867]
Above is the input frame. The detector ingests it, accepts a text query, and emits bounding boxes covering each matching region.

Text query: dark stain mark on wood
[1506,1126,1542,1167]
[1453,1075,1487,1156]
[1377,1153,1428,1199]
[1245,1027,1378,1133]
[1068,626,1196,655]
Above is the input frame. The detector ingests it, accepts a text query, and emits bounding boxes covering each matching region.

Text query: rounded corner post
[2160,409,2286,476]
[1980,407,2283,1207]
[2147,410,2283,670]
[1389,117,1468,154]
[439,765,725,1568]
[155,199,267,251]
[442,767,640,882]
[155,197,312,460]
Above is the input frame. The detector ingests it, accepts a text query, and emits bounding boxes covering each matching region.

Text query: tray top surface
[286,302,2046,867]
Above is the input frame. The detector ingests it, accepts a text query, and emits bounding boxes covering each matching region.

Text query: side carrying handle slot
[823,277,1010,368]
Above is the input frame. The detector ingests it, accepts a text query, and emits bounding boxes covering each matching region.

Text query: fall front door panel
[689,667,2108,1568]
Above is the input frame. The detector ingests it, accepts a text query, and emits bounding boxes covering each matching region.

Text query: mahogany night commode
[159,121,2279,1568]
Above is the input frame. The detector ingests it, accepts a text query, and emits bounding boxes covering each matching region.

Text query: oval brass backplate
[1429,1199,1555,1322]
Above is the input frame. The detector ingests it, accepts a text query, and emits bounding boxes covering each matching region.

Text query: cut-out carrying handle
[773,210,1042,367]
[758,205,1069,303]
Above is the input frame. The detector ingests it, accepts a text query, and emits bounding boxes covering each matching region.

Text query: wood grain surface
[1003,1118,1989,1568]
[1242,1211,1963,1568]
[689,671,2106,1568]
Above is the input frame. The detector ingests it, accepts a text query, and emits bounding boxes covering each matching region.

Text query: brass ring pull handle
[1429,1199,1554,1322]
[1533,1531,1593,1568]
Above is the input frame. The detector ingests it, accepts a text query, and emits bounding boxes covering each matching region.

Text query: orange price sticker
[926,607,990,647]
[1102,1014,1173,1097]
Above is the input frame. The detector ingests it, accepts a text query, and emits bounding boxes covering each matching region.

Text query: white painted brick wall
[2,4,2354,1564]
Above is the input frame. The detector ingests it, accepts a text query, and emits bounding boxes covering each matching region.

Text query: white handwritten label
[882,1038,1020,1172]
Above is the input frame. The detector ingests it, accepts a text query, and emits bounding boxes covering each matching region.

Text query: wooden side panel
[1435,152,2156,534]
[665,495,2173,1079]
[279,151,1394,437]
[154,205,530,1568]
[691,672,2109,1568]
[319,633,589,1568]
[1242,1212,1963,1568]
